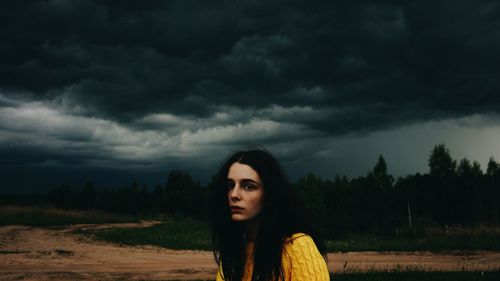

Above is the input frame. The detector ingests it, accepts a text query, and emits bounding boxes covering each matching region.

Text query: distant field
[85,219,212,250]
[0,206,139,226]
[2,205,500,252]
[2,206,500,280]
[86,219,500,252]
[327,226,500,252]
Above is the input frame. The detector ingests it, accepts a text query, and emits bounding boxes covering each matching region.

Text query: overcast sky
[1,1,499,192]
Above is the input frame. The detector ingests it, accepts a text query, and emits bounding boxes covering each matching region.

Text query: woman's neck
[245,218,261,242]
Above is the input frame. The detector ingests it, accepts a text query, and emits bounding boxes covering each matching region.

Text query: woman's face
[227,162,265,222]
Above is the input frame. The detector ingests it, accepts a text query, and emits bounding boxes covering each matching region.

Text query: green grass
[10,204,492,253]
[86,219,500,252]
[86,219,212,250]
[116,270,500,281]
[333,270,500,281]
[326,234,500,252]
[0,206,138,226]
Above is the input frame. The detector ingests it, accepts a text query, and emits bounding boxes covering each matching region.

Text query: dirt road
[1,222,499,280]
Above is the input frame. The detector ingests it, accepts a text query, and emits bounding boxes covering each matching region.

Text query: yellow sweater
[216,233,330,281]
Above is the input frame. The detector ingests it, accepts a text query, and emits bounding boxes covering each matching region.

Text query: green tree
[487,157,500,176]
[457,158,473,177]
[428,144,456,177]
[47,184,74,209]
[371,155,394,189]
[81,181,96,210]
[427,144,458,226]
[486,157,500,225]
[471,161,483,177]
[162,170,203,217]
[456,158,482,225]
[294,173,327,228]
[151,184,163,212]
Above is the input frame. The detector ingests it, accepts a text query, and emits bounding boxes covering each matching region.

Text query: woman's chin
[230,214,248,221]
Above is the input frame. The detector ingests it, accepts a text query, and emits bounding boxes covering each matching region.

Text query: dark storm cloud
[2,0,499,127]
[1,0,500,190]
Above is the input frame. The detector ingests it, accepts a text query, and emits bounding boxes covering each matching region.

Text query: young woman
[210,147,330,281]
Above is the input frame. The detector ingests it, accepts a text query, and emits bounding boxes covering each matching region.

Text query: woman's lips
[230,206,244,213]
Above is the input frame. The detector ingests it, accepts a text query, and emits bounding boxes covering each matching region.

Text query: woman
[210,147,330,281]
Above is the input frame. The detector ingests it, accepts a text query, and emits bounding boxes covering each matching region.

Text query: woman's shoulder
[281,233,330,280]
[282,232,318,251]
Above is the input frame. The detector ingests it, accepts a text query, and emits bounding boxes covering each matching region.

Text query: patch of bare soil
[0,222,499,280]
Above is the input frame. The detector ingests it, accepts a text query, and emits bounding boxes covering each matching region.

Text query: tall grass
[87,219,212,250]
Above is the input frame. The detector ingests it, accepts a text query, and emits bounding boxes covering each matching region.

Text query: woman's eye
[242,183,256,190]
[227,181,235,189]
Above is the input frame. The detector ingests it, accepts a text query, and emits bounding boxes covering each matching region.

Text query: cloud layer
[1,1,499,190]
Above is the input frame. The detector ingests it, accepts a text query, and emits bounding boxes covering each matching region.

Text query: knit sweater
[215,233,330,281]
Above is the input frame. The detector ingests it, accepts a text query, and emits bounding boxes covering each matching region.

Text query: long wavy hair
[210,146,326,281]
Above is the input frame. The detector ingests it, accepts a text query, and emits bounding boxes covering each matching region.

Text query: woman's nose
[230,186,241,200]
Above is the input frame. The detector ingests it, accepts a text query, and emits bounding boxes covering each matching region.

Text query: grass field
[2,205,500,252]
[2,206,500,280]
[159,270,500,281]
[86,219,500,252]
[334,270,500,281]
[327,227,500,252]
[86,219,212,250]
[0,205,139,226]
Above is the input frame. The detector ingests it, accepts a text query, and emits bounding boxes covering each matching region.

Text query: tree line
[43,143,500,239]
[46,170,208,218]
[295,144,500,239]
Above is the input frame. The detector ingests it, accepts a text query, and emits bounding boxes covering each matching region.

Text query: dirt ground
[1,221,499,281]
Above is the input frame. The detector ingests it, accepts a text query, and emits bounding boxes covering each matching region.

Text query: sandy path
[1,222,499,280]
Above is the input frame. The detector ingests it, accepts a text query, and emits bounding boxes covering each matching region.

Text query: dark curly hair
[210,146,326,281]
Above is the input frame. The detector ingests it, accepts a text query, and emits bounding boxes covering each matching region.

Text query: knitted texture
[216,233,330,281]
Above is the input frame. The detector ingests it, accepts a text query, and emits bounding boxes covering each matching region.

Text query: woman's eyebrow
[226,178,261,184]
[240,179,260,184]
